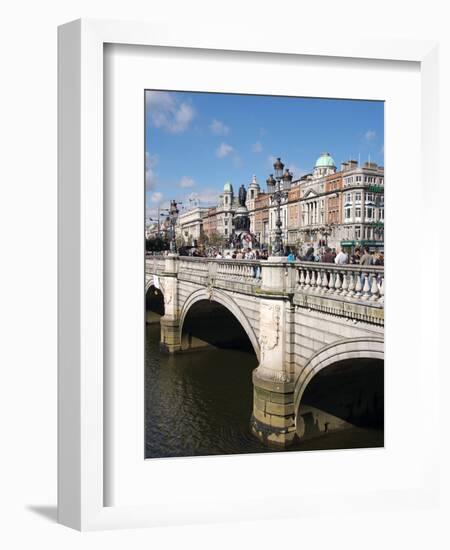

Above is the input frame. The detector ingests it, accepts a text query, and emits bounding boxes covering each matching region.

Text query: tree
[146,236,169,252]
[207,231,225,247]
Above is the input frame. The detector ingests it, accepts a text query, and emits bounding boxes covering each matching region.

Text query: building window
[366,193,374,202]
[355,226,361,240]
[345,192,352,203]
[355,192,361,201]
[224,228,228,235]
[345,207,351,219]
[355,207,361,217]
[366,207,373,219]
[356,175,362,182]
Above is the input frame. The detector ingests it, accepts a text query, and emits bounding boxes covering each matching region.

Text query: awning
[340,240,384,247]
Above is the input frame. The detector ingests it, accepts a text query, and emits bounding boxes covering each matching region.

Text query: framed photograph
[58,19,440,530]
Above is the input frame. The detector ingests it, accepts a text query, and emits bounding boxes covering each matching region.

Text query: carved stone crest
[259,302,280,352]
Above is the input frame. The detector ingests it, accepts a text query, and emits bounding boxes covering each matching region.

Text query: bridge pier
[159,254,181,353]
[251,258,296,447]
[251,370,296,447]
[160,317,182,353]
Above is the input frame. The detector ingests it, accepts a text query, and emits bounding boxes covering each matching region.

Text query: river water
[145,323,383,459]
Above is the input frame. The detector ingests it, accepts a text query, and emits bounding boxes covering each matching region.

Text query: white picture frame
[58,18,440,531]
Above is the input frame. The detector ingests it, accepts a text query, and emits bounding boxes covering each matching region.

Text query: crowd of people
[209,248,269,260]
[156,244,383,266]
[296,245,384,266]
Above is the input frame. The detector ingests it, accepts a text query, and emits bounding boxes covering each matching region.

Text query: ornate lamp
[270,157,289,256]
[273,157,284,179]
[282,168,293,189]
[266,174,276,193]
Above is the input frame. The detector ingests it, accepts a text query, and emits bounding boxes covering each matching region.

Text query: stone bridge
[145,254,384,448]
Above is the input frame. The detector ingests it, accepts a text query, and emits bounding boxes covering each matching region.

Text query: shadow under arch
[145,284,165,317]
[294,337,384,431]
[179,288,260,359]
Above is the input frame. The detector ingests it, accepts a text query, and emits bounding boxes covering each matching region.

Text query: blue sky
[145,91,384,220]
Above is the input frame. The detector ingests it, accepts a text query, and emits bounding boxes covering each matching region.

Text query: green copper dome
[315,152,335,168]
[223,182,233,192]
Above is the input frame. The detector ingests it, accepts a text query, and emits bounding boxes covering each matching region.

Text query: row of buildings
[166,152,385,252]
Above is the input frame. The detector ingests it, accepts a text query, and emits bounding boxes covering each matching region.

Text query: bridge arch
[179,288,260,359]
[145,283,165,317]
[145,275,162,293]
[293,336,384,427]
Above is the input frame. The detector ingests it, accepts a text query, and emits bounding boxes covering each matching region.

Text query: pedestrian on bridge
[360,247,373,266]
[301,247,315,262]
[321,247,335,263]
[334,248,349,265]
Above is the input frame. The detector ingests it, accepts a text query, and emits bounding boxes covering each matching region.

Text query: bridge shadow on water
[181,299,255,353]
[297,358,384,446]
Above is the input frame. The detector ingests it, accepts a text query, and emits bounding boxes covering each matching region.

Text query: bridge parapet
[145,255,166,276]
[174,256,262,293]
[145,255,384,325]
[293,262,384,326]
[295,262,384,304]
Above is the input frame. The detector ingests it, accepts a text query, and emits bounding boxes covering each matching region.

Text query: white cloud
[232,154,242,168]
[287,164,307,180]
[365,130,376,141]
[210,119,230,135]
[145,152,159,190]
[216,142,234,158]
[179,176,195,188]
[146,91,195,133]
[267,155,277,169]
[187,189,219,206]
[150,191,163,203]
[252,141,263,153]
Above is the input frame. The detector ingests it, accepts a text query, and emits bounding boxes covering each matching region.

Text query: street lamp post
[168,199,180,253]
[267,157,291,256]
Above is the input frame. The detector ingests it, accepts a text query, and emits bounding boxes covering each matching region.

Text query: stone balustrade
[145,255,166,275]
[214,259,262,286]
[146,255,262,291]
[295,262,384,305]
[145,255,384,308]
[178,257,209,281]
